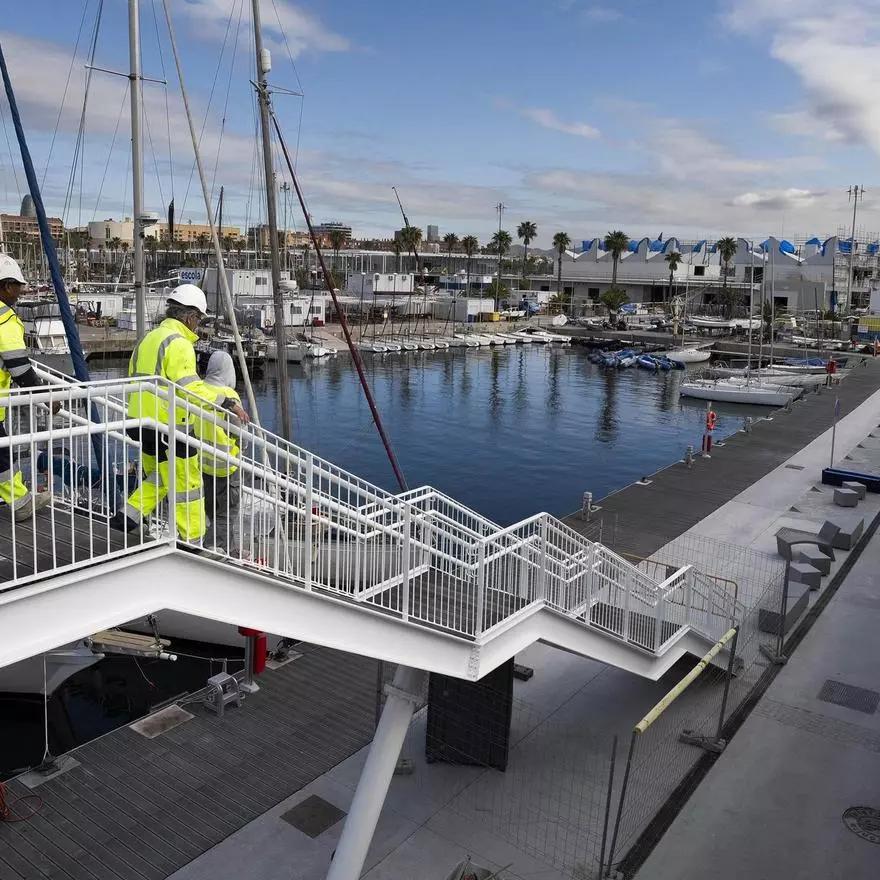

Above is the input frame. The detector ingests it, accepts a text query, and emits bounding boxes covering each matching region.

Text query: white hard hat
[0,253,26,285]
[167,283,207,315]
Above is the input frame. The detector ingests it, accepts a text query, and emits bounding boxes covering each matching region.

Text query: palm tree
[398,226,423,275]
[517,221,537,284]
[442,232,458,281]
[195,232,210,252]
[327,229,347,273]
[233,237,245,268]
[716,236,739,317]
[109,237,122,268]
[461,235,478,293]
[552,232,571,298]
[489,230,512,309]
[603,230,629,287]
[391,238,402,274]
[145,236,158,279]
[664,250,682,303]
[600,287,630,316]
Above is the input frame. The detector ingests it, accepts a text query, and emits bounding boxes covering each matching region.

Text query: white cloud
[520,106,601,139]
[729,188,822,210]
[723,0,880,153]
[174,0,350,56]
[581,7,623,24]
[769,110,846,143]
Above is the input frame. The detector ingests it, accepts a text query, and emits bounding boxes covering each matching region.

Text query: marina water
[253,345,763,524]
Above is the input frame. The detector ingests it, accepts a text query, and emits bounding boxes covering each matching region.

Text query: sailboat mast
[251,0,292,439]
[128,0,146,337]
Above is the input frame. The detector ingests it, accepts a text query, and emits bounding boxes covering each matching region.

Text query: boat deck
[564,359,880,557]
[0,644,378,880]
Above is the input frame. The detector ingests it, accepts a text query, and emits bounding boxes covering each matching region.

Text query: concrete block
[842,481,867,500]
[833,488,860,508]
[788,562,822,590]
[759,584,810,635]
[793,547,831,576]
[830,515,865,550]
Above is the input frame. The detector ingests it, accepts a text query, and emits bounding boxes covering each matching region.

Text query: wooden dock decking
[0,645,378,880]
[564,361,880,558]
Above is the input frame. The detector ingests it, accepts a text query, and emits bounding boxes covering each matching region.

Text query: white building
[560,236,856,313]
[344,272,416,298]
[202,268,295,314]
[88,218,135,247]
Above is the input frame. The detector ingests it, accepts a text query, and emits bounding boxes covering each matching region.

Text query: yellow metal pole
[636,628,737,735]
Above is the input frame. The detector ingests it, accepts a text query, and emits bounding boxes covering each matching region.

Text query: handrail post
[401,504,412,621]
[654,593,664,652]
[166,383,176,548]
[537,516,548,602]
[622,566,632,642]
[304,453,314,589]
[475,541,486,636]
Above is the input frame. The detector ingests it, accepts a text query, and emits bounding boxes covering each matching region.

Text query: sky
[2,0,880,248]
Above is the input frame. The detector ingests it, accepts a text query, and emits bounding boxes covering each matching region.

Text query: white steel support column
[326,665,425,880]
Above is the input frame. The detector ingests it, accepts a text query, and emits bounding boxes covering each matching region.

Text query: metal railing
[0,364,743,658]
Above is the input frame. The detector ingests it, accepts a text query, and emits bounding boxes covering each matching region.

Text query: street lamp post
[495,201,505,312]
[846,185,865,311]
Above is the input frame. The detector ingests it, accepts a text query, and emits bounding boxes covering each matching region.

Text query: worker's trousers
[0,420,31,511]
[125,427,205,542]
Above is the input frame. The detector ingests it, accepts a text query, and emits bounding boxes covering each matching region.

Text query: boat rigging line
[159,0,260,425]
[272,113,409,492]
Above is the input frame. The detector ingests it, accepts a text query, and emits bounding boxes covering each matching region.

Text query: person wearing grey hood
[196,350,244,554]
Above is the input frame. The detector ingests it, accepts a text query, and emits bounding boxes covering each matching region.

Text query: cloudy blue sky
[1,0,878,246]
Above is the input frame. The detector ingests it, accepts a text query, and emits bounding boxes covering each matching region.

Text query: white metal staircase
[0,367,744,681]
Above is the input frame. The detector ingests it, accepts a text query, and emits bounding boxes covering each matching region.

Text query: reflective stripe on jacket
[127,317,226,427]
[0,303,28,420]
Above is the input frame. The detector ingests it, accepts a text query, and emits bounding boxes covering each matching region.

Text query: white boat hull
[661,347,712,363]
[0,645,101,696]
[680,379,800,406]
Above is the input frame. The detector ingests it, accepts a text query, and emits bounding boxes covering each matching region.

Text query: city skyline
[1,1,879,246]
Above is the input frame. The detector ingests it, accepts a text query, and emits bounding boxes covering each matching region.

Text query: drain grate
[785,464,805,470]
[842,807,880,844]
[818,680,880,715]
[281,795,346,838]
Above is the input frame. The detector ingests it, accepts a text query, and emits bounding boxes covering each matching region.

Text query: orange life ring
[706,410,718,431]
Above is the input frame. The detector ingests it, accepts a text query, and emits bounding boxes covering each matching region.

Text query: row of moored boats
[355,328,571,353]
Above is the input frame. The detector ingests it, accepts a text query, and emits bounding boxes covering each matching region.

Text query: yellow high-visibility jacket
[127,318,226,427]
[0,302,42,420]
[196,385,241,477]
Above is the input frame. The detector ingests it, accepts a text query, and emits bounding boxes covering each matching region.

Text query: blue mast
[0,39,91,383]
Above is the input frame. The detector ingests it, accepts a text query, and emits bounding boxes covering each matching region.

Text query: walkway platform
[0,645,379,880]
[635,527,880,880]
[565,359,880,556]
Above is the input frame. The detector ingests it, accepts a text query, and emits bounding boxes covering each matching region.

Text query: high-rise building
[426,225,439,243]
[313,220,352,241]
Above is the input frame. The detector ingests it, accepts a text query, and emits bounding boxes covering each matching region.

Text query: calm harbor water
[252,345,762,524]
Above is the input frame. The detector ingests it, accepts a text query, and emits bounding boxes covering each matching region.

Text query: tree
[600,286,630,315]
[664,250,682,303]
[398,226,423,275]
[552,231,571,298]
[603,230,629,287]
[461,235,478,293]
[195,232,210,252]
[442,232,458,282]
[517,220,537,284]
[109,237,122,266]
[716,236,739,318]
[327,229,347,272]
[391,238,402,274]
[233,237,245,268]
[490,229,512,257]
[145,236,158,279]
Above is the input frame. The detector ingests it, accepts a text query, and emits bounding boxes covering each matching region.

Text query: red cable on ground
[271,112,408,493]
[0,781,43,822]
